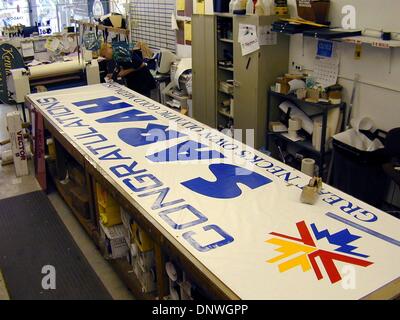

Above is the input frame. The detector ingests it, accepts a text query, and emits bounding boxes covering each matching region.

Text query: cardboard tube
[29,59,84,80]
[301,158,315,177]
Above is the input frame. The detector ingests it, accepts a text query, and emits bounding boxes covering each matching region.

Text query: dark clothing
[119,51,156,97]
[106,51,156,97]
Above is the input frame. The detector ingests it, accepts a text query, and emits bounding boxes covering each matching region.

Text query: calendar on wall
[313,56,340,88]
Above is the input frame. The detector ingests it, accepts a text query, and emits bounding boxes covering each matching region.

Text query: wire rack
[129,0,176,52]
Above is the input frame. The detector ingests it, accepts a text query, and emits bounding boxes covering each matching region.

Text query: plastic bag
[112,41,131,63]
[83,31,100,51]
[333,129,384,152]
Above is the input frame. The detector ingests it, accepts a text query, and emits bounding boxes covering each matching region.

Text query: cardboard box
[68,164,86,187]
[70,186,90,219]
[100,223,129,259]
[6,111,29,177]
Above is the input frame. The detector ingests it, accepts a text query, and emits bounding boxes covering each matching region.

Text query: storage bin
[331,130,390,207]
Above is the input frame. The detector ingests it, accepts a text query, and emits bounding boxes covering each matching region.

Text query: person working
[100,43,156,97]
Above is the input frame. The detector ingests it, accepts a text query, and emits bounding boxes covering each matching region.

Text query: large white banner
[29,83,400,299]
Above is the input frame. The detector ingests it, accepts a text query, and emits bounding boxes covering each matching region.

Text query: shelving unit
[193,14,289,148]
[266,90,347,179]
[216,14,235,133]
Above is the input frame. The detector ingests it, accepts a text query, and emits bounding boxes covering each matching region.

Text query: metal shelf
[267,132,327,157]
[218,109,234,119]
[218,66,234,72]
[219,38,234,43]
[266,90,346,179]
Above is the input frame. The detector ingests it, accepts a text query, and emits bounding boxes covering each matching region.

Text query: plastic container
[331,130,390,207]
[214,0,231,12]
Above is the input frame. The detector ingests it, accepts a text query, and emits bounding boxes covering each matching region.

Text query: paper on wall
[238,24,257,43]
[238,24,260,56]
[240,33,260,56]
[258,25,277,46]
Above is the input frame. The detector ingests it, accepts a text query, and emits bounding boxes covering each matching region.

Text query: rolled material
[301,158,315,177]
[312,120,331,152]
[362,29,382,39]
[288,118,302,131]
[279,101,313,134]
[29,58,84,80]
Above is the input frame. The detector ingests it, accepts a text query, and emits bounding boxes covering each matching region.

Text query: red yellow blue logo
[266,221,373,284]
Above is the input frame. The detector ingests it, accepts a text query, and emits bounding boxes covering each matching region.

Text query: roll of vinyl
[392,33,400,41]
[288,118,302,131]
[312,121,322,152]
[29,58,84,80]
[301,158,315,177]
[279,101,313,134]
[362,29,382,39]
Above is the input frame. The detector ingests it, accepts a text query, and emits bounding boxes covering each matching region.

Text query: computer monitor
[157,49,177,74]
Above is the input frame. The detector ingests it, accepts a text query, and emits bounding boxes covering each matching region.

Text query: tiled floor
[0,104,134,300]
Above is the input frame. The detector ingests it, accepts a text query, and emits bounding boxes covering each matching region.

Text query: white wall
[287,0,400,131]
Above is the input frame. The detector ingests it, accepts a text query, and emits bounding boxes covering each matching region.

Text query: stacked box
[100,223,129,259]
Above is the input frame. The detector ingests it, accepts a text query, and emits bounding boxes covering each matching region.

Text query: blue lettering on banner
[147,140,225,162]
[118,123,186,147]
[73,96,132,113]
[326,212,400,247]
[183,225,234,252]
[139,187,185,210]
[98,148,131,160]
[123,174,162,192]
[96,109,157,123]
[159,204,208,230]
[181,163,272,199]
[72,96,157,122]
[110,161,146,178]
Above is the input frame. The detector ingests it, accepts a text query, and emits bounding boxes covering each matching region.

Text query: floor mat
[0,191,112,300]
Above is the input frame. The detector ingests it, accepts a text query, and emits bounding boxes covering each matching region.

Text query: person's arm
[118,68,135,77]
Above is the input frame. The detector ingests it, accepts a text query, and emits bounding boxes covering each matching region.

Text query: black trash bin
[331,130,390,208]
